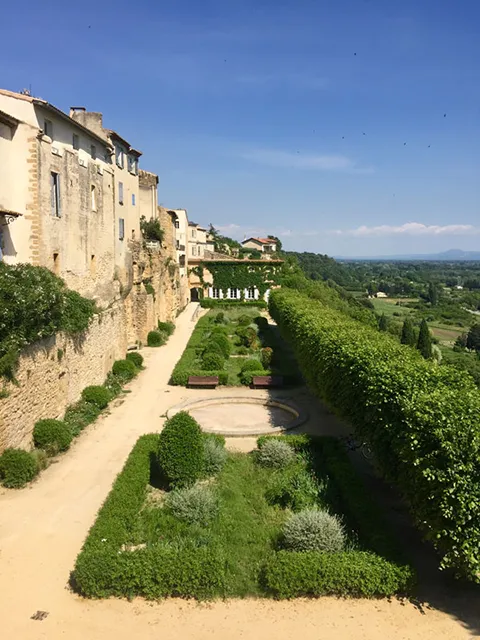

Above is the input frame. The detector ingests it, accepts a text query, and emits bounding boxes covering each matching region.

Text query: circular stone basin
[166,396,307,437]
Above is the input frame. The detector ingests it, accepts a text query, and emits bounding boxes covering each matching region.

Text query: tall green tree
[417,319,433,359]
[401,318,416,346]
[428,282,439,306]
[378,314,388,332]
[466,324,480,352]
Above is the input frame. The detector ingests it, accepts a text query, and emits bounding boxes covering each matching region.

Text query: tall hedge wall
[269,288,480,581]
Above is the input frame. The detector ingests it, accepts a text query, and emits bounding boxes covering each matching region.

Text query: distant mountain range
[335,249,480,262]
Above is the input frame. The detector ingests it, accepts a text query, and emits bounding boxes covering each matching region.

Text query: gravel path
[0,302,476,639]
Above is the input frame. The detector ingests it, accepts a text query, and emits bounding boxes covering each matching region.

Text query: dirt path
[0,303,477,639]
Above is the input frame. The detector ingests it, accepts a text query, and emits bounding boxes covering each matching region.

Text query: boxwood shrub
[0,448,39,488]
[81,385,111,409]
[73,434,225,599]
[241,358,264,373]
[112,359,137,382]
[157,321,175,336]
[147,330,167,347]
[209,333,231,358]
[264,550,413,598]
[158,412,205,487]
[126,351,144,368]
[202,352,225,371]
[269,287,480,581]
[240,368,270,386]
[33,419,72,454]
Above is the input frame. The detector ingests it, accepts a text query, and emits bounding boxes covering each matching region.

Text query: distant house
[241,237,277,254]
[376,292,388,298]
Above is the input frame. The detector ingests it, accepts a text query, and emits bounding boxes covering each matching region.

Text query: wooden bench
[188,376,219,389]
[252,375,284,389]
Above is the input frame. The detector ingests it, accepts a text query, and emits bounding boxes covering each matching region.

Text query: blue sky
[2,0,480,256]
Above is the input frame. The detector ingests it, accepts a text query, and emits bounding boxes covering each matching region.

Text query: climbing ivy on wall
[199,261,282,297]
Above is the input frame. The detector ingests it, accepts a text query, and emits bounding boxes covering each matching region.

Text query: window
[118,181,124,204]
[132,193,136,206]
[119,218,125,240]
[91,185,97,211]
[51,172,61,217]
[192,228,196,238]
[72,134,80,150]
[91,144,96,160]
[127,155,138,174]
[53,252,60,275]
[212,288,220,299]
[176,240,180,249]
[115,145,124,168]
[174,219,180,229]
[44,119,53,138]
[247,286,255,300]
[192,245,197,256]
[229,288,238,299]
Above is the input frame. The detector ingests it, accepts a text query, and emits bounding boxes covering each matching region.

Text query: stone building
[138,170,159,223]
[187,221,214,259]
[0,89,116,306]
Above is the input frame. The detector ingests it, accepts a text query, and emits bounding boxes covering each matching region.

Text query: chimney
[69,108,105,138]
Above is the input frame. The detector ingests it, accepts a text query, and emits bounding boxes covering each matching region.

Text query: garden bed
[170,308,301,387]
[73,432,414,599]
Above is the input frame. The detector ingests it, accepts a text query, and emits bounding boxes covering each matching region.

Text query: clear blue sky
[2,0,480,256]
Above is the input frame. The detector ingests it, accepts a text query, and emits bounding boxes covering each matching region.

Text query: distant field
[371,298,416,318]
[429,323,464,344]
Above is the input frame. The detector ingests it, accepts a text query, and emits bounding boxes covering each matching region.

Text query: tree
[466,324,480,352]
[367,282,378,296]
[401,318,416,346]
[378,314,388,332]
[417,319,433,359]
[428,282,439,306]
[268,235,283,252]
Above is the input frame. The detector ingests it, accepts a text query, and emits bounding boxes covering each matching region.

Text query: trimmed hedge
[200,299,267,309]
[112,359,137,381]
[81,385,111,409]
[240,368,270,386]
[202,352,225,371]
[74,434,225,599]
[0,448,39,488]
[33,419,72,453]
[126,351,144,368]
[241,358,264,373]
[158,412,205,487]
[269,287,480,581]
[157,321,175,336]
[209,332,231,358]
[265,550,413,598]
[147,330,167,347]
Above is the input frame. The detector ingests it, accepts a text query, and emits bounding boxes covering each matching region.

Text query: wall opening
[90,254,96,277]
[53,252,60,275]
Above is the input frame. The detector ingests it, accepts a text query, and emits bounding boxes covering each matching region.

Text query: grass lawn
[371,298,415,318]
[73,434,414,600]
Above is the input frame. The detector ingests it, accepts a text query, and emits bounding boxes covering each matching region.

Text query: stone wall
[0,301,127,453]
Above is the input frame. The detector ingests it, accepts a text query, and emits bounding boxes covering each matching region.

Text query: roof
[108,130,142,156]
[0,109,21,127]
[242,237,276,245]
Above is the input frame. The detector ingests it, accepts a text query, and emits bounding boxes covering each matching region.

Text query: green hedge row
[73,434,225,598]
[269,287,480,581]
[200,299,267,309]
[265,550,413,598]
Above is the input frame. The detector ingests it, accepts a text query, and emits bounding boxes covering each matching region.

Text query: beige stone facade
[0,90,117,306]
[0,302,127,452]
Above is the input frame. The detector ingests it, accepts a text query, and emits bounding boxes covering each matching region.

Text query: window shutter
[57,175,61,216]
[119,182,124,204]
[50,173,55,215]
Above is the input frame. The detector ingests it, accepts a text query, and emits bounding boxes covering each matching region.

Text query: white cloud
[332,222,479,237]
[239,148,354,171]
